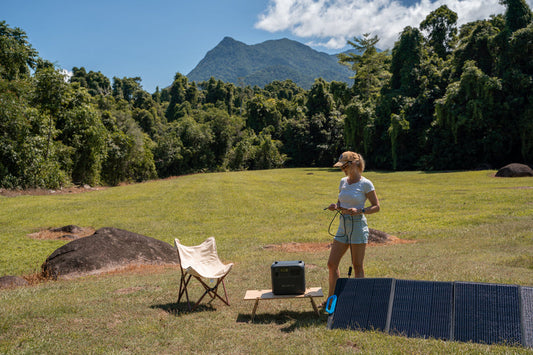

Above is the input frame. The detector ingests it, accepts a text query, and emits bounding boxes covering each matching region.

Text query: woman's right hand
[327,203,337,211]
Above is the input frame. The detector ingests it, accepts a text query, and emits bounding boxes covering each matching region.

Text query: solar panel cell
[454,282,522,345]
[367,278,393,331]
[430,282,454,340]
[522,287,533,348]
[389,280,453,340]
[329,278,392,331]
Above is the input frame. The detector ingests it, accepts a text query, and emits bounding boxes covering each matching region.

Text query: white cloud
[255,0,532,50]
[59,68,73,83]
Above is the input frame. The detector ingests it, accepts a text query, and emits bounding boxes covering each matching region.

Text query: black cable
[326,209,341,237]
[326,207,355,277]
[343,213,354,277]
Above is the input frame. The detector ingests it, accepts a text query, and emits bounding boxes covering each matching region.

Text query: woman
[325,151,380,300]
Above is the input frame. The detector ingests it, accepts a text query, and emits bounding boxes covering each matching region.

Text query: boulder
[41,227,179,279]
[495,163,533,177]
[0,275,29,289]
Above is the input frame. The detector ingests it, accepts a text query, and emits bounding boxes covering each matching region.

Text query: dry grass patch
[263,232,415,252]
[0,185,106,197]
[27,226,95,240]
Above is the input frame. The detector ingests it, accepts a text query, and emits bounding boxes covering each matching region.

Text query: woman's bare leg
[327,240,349,298]
[350,243,366,278]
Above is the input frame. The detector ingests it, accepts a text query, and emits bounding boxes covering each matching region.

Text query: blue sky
[2,0,525,93]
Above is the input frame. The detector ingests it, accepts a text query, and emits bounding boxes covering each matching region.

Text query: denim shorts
[334,214,369,244]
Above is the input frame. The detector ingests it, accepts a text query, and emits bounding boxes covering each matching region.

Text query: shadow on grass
[151,301,216,315]
[236,310,328,332]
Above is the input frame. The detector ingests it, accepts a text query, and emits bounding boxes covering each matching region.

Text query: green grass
[1,169,532,354]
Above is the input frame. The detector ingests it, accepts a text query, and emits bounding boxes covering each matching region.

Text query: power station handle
[325,295,337,314]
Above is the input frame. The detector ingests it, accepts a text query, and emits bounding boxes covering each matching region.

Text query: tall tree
[390,26,424,97]
[32,65,68,161]
[264,80,304,101]
[246,95,284,138]
[452,19,500,77]
[165,73,189,121]
[0,21,38,80]
[112,76,142,102]
[373,26,425,169]
[338,34,391,156]
[420,5,458,59]
[505,23,533,163]
[500,0,533,32]
[0,79,69,188]
[306,78,335,117]
[434,61,508,169]
[338,34,391,102]
[70,67,111,96]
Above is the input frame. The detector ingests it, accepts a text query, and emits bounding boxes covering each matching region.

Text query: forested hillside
[1,0,531,189]
[186,37,354,88]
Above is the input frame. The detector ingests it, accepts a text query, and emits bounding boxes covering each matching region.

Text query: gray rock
[41,227,179,279]
[496,163,533,177]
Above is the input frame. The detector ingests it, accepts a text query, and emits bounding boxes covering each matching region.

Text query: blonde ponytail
[355,153,365,173]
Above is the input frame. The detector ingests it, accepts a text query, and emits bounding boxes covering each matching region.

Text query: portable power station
[271,260,306,295]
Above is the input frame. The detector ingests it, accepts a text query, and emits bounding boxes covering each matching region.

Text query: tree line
[1,0,531,189]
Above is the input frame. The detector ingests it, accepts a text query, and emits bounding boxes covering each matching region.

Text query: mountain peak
[220,36,238,44]
[187,37,352,89]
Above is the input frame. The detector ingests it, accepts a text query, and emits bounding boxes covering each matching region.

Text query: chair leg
[189,276,230,311]
[221,279,229,305]
[178,273,193,311]
[212,278,230,306]
[190,277,215,311]
[205,277,230,306]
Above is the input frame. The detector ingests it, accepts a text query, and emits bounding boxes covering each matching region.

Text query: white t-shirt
[337,176,375,210]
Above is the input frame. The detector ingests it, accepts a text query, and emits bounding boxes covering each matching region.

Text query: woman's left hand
[346,208,360,215]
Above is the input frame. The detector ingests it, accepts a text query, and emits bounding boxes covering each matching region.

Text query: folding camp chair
[174,237,233,311]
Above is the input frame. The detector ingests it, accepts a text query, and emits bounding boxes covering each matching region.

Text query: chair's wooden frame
[175,237,232,312]
[178,264,230,311]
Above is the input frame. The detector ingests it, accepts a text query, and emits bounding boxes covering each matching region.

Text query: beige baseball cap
[333,151,358,167]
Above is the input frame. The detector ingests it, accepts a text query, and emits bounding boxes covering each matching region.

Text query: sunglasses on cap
[341,161,352,169]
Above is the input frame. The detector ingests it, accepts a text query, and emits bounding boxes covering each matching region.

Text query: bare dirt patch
[367,234,415,246]
[19,264,179,288]
[263,235,414,253]
[28,225,95,241]
[104,264,179,277]
[0,185,106,197]
[21,272,50,286]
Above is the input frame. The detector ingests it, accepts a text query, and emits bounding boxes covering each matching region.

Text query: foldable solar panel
[328,278,393,331]
[454,282,522,345]
[326,278,530,349]
[389,280,453,340]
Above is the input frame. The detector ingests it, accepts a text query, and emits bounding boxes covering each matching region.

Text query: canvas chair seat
[175,237,233,311]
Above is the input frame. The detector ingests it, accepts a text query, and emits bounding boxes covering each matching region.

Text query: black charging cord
[325,207,355,277]
[326,209,341,237]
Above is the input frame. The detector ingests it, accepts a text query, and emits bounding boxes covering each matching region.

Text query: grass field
[1,168,532,354]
